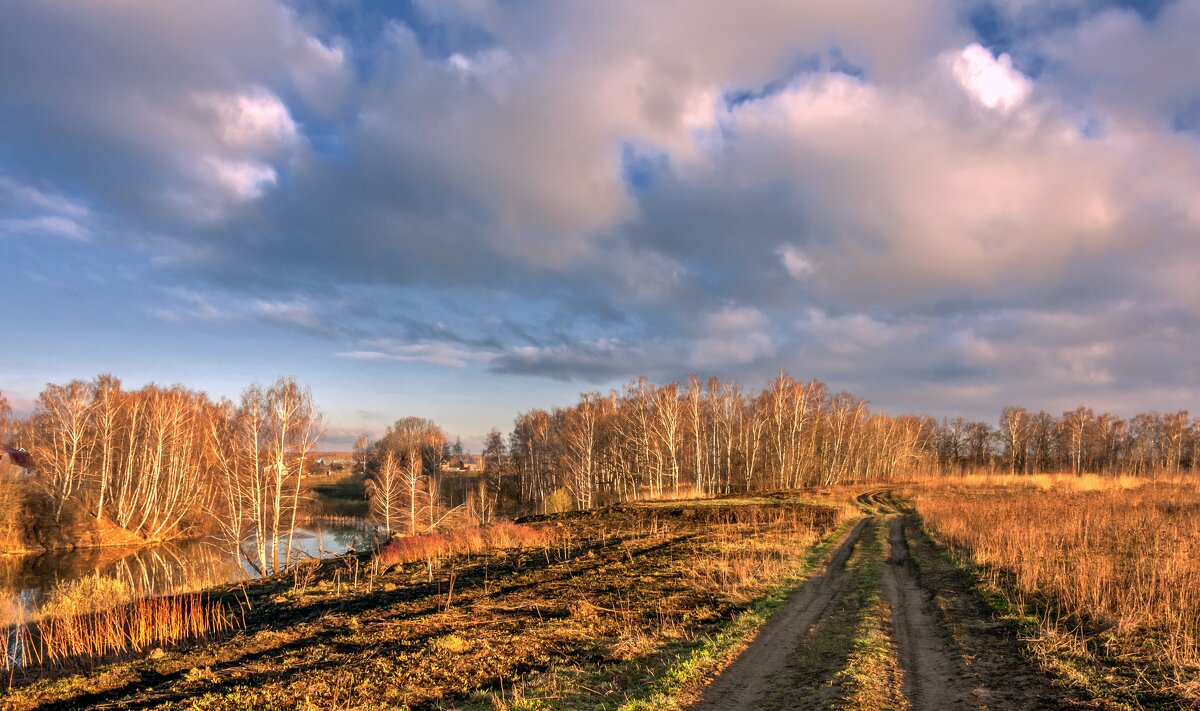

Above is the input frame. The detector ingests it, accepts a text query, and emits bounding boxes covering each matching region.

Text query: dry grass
[687,504,844,603]
[911,471,1153,492]
[373,521,554,570]
[2,573,240,674]
[3,497,856,708]
[910,477,1200,700]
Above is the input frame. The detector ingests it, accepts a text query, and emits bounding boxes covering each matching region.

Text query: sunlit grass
[911,478,1200,700]
[2,573,240,673]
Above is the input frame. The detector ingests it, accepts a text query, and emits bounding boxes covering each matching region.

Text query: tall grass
[2,573,240,673]
[912,479,1200,698]
[688,504,851,602]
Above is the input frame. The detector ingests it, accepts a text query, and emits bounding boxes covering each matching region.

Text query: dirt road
[690,494,1084,710]
[881,515,976,709]
[690,519,869,710]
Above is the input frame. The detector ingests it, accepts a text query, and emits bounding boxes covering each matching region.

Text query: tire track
[881,515,978,710]
[689,518,869,710]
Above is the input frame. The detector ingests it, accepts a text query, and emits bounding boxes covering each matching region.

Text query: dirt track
[881,515,976,709]
[689,493,1081,710]
[690,519,869,710]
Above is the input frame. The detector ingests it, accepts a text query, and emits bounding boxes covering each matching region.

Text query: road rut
[689,519,868,710]
[881,515,977,709]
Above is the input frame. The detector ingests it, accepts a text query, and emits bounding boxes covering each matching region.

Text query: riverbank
[0,493,854,708]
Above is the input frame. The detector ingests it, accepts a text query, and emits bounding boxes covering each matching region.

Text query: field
[907,474,1200,706]
[3,479,1199,710]
[1,494,855,709]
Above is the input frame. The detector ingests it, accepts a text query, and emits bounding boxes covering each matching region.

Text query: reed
[2,589,239,673]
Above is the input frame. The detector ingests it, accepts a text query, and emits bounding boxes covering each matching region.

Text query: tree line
[0,376,319,574]
[939,406,1199,476]
[5,371,1199,553]
[472,374,1200,514]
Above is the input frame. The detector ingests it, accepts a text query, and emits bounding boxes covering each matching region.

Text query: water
[0,522,377,619]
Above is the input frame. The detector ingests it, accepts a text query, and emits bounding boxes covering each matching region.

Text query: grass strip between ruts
[616,515,864,710]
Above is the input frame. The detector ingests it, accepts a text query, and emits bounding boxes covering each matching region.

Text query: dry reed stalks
[2,575,240,673]
[373,521,554,570]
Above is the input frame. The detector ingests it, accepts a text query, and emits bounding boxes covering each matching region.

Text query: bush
[544,488,574,514]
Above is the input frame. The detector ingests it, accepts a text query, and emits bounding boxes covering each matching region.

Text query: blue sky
[3,0,1200,449]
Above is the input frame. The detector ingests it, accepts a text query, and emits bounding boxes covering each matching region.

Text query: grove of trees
[501,374,1200,513]
[0,376,320,573]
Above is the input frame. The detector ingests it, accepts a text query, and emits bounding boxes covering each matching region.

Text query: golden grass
[687,505,843,602]
[2,573,240,673]
[911,479,1200,698]
[912,471,1154,491]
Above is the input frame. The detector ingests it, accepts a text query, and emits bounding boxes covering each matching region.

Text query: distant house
[443,454,483,472]
[1,447,31,469]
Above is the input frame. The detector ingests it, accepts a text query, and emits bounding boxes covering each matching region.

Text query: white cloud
[204,158,278,201]
[206,89,298,152]
[946,43,1031,111]
[0,175,89,219]
[336,340,497,368]
[251,299,322,329]
[0,215,89,240]
[690,305,775,367]
[777,244,815,280]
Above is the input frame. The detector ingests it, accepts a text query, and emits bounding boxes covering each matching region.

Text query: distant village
[306,451,483,477]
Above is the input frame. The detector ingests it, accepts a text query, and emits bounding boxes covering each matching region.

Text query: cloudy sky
[2,0,1197,448]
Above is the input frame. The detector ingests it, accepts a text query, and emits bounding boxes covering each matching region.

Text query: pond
[0,522,378,619]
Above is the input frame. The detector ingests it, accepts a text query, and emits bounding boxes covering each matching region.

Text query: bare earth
[881,515,976,710]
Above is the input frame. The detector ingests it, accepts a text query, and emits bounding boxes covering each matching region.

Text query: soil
[3,491,1145,710]
[881,515,976,709]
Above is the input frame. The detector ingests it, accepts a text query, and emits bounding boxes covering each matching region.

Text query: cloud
[946,43,1031,111]
[5,0,1200,432]
[0,215,88,240]
[251,299,323,329]
[0,175,89,218]
[151,290,330,332]
[0,1,348,227]
[490,339,673,382]
[336,340,497,368]
[777,245,816,280]
[0,174,92,240]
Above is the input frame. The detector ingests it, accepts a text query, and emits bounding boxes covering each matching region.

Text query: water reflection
[0,522,376,618]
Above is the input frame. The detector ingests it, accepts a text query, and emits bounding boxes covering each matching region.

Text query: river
[0,522,377,618]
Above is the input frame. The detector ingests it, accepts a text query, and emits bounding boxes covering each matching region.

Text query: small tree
[367,450,403,535]
[353,434,370,478]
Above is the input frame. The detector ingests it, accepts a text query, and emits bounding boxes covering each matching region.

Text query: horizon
[3,0,1199,450]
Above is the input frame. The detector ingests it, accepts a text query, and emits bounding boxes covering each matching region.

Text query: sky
[2,0,1198,450]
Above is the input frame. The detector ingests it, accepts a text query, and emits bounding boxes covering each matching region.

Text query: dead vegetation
[1,576,239,674]
[909,474,1200,703]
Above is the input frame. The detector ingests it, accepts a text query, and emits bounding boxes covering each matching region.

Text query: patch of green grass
[617,516,864,710]
[832,518,905,710]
